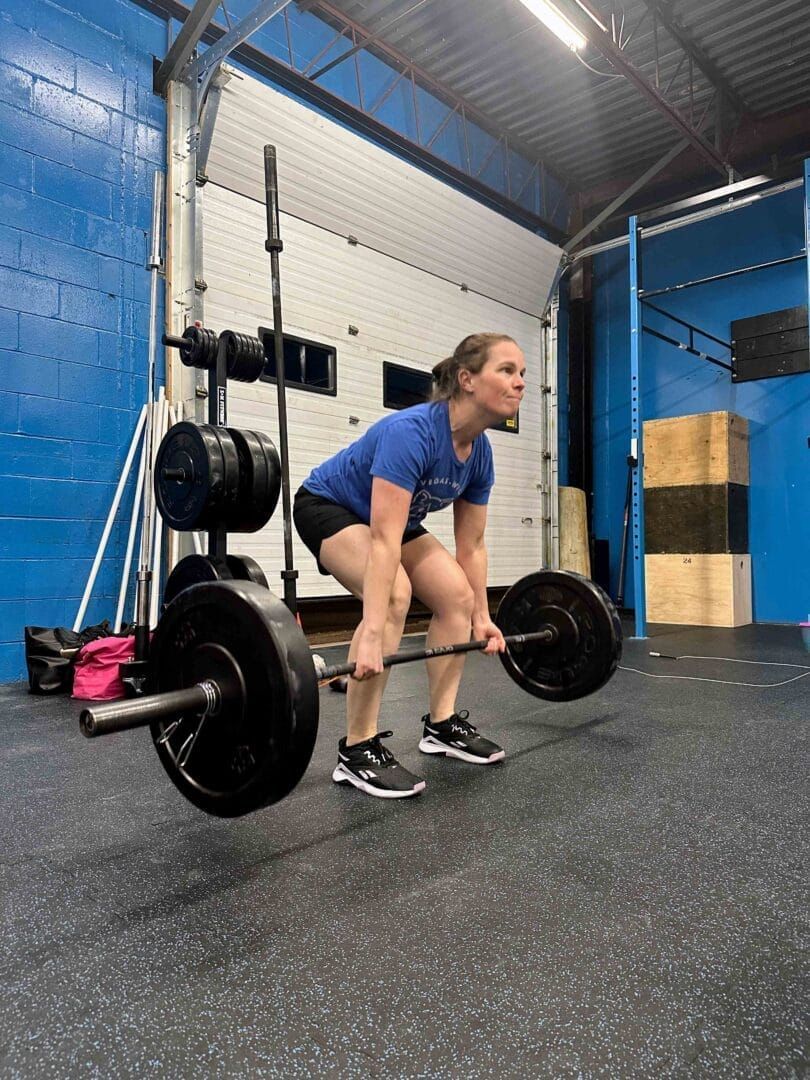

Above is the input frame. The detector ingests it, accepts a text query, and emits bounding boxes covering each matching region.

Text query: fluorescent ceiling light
[570,0,608,33]
[517,0,587,52]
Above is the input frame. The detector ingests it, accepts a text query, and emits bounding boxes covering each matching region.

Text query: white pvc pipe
[149,392,169,628]
[74,405,147,633]
[114,424,148,632]
[133,392,166,627]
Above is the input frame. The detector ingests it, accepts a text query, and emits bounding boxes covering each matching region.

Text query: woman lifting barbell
[293,333,526,799]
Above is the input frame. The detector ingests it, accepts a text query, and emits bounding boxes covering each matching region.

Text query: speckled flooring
[1,621,808,1078]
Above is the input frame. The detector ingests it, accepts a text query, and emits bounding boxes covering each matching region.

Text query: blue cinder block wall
[591,186,810,623]
[0,0,166,680]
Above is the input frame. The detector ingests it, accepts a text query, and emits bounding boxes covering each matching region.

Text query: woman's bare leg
[400,534,475,721]
[319,525,411,744]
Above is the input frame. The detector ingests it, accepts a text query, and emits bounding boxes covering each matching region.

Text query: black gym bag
[24,621,115,695]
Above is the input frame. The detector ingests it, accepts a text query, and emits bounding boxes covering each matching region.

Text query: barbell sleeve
[80,681,221,739]
[313,627,556,682]
[161,467,189,482]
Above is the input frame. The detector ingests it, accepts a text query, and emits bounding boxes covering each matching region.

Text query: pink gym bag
[72,636,136,701]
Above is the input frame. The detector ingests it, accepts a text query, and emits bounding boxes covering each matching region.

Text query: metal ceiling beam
[154,0,294,105]
[187,0,294,102]
[564,134,691,253]
[154,0,221,95]
[133,0,569,241]
[635,172,782,223]
[558,0,732,178]
[640,0,750,118]
[305,0,575,188]
[561,176,804,266]
[562,92,718,254]
[578,101,810,210]
[308,0,434,82]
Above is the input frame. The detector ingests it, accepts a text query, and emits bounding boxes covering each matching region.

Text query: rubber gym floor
[1,620,807,1077]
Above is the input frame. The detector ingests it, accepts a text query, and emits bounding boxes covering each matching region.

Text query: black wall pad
[731,305,809,382]
[644,483,749,554]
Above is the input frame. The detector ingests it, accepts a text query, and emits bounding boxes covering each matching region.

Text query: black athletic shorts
[293,485,429,575]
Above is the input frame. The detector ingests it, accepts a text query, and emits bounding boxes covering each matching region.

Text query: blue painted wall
[591,186,810,623]
[0,0,166,680]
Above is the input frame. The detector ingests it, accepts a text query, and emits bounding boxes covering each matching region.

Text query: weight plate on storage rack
[226,554,269,589]
[495,570,622,702]
[210,425,241,528]
[226,428,282,532]
[255,430,281,527]
[163,554,233,609]
[149,581,319,817]
[154,422,226,532]
[179,325,218,370]
[221,330,266,384]
[226,428,269,532]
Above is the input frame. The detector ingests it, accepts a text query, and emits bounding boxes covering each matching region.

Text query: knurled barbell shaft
[80,681,220,739]
[314,626,557,682]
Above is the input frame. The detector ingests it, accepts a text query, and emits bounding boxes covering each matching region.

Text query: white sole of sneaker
[418,736,506,765]
[331,763,426,798]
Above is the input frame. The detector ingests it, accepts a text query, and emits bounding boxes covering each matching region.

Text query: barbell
[79,570,622,818]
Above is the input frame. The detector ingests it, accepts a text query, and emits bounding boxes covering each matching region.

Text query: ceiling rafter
[556,0,731,176]
[307,0,574,186]
[640,0,751,116]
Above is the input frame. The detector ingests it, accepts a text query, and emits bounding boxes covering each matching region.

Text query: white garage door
[201,70,562,597]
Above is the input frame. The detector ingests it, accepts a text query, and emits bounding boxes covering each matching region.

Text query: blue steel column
[629,215,647,638]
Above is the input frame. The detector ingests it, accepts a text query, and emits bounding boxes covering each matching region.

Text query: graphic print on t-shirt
[409,479,463,526]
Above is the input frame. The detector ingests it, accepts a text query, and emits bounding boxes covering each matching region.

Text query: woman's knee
[433,580,475,620]
[387,576,412,624]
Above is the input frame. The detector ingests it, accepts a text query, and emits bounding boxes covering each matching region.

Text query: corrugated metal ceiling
[327,0,810,190]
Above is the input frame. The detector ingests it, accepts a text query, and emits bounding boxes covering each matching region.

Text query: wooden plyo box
[643,412,749,488]
[645,554,752,627]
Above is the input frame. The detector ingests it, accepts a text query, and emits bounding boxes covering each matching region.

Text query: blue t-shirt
[303,401,495,530]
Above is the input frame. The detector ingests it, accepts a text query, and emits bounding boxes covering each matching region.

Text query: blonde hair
[431,333,517,402]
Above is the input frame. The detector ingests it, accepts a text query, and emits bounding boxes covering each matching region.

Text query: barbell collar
[313,626,557,682]
[80,680,222,739]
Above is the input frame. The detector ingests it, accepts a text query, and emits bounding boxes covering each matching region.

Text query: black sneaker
[332,731,426,798]
[419,710,505,765]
